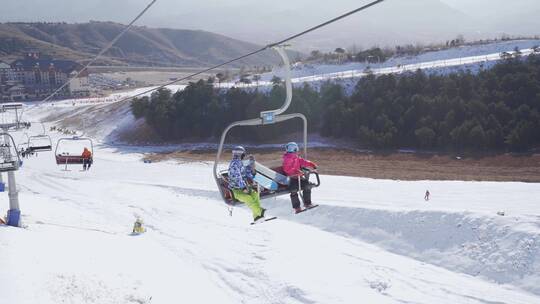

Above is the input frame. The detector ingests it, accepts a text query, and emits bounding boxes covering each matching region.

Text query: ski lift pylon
[213,46,320,205]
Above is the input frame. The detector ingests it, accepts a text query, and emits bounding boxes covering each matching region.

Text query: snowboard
[295,204,319,214]
[251,216,277,225]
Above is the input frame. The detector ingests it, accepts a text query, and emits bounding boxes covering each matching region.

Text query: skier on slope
[282,142,317,213]
[228,146,266,223]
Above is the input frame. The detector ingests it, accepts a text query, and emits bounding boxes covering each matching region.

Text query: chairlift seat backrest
[29,145,52,153]
[55,155,85,165]
[253,173,279,191]
[254,161,290,185]
[0,160,18,172]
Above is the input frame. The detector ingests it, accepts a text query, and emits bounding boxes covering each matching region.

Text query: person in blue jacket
[228,146,265,222]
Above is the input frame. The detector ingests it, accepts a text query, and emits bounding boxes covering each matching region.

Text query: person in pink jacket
[282,142,317,213]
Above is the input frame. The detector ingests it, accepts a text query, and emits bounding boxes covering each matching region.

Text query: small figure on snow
[282,142,318,213]
[228,146,266,223]
[81,147,93,171]
[424,190,430,201]
[132,217,146,234]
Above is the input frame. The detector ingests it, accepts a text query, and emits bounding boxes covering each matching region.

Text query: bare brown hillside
[146,148,540,182]
[0,22,276,67]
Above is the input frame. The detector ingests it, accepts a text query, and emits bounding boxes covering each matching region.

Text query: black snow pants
[83,158,93,170]
[288,177,312,209]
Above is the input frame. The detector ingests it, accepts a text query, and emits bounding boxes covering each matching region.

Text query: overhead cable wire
[266,0,385,48]
[38,0,158,104]
[115,0,386,104]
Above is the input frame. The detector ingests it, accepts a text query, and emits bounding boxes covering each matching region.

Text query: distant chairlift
[55,136,94,170]
[27,123,53,153]
[213,46,321,206]
[27,135,53,153]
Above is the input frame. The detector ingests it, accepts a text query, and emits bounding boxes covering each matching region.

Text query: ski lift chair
[55,136,94,169]
[213,46,321,206]
[0,133,22,172]
[26,122,53,153]
[27,134,53,153]
[217,161,320,205]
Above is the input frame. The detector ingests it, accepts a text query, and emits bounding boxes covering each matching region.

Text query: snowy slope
[261,40,540,85]
[1,106,540,303]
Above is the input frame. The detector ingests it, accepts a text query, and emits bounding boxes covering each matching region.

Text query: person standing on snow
[228,146,266,222]
[282,142,317,213]
[81,147,92,171]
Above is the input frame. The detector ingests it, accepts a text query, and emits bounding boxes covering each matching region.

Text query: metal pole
[273,47,293,116]
[7,170,19,211]
[303,112,308,159]
[4,132,20,227]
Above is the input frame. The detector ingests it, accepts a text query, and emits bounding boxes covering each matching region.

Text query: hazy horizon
[1,0,539,51]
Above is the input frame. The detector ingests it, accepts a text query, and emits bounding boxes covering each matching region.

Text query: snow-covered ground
[1,101,540,303]
[273,39,540,82]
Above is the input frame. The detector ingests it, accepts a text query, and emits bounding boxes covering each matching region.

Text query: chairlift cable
[33,0,159,106]
[266,0,385,49]
[115,47,267,103]
[115,0,386,104]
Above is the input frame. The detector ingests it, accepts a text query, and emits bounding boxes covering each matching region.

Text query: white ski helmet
[232,146,246,158]
[285,142,299,153]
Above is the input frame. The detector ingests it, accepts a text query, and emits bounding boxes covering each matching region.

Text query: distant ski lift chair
[27,122,53,153]
[0,133,22,173]
[213,46,320,207]
[27,135,53,153]
[55,136,94,170]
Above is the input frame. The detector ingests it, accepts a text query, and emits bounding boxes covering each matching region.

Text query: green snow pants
[232,189,263,219]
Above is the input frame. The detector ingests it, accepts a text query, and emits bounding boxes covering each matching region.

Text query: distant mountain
[1,0,526,52]
[1,0,538,53]
[0,22,277,67]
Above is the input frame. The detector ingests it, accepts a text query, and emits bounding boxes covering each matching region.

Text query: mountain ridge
[0,21,277,67]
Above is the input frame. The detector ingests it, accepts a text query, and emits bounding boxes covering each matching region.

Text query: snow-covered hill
[261,39,540,85]
[1,101,540,303]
